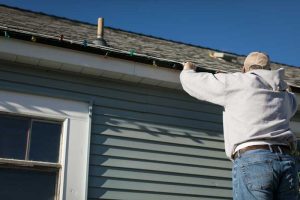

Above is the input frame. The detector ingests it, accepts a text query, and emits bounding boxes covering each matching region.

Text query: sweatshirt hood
[249,68,288,91]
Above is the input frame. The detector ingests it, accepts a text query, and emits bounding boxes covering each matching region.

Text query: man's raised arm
[180,62,226,107]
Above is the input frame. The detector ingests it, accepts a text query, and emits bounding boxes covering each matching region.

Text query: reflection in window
[0,115,29,159]
[29,121,61,162]
[0,168,57,199]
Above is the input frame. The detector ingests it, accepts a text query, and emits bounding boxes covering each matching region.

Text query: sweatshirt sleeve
[180,69,226,107]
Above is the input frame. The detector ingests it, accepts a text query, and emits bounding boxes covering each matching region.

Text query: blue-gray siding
[0,61,232,199]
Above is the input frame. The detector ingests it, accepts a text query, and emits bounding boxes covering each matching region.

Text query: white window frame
[0,90,91,200]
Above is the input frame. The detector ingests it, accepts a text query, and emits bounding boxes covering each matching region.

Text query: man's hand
[182,62,196,71]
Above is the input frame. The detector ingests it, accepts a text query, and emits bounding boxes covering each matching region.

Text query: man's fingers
[183,62,194,66]
[182,62,196,70]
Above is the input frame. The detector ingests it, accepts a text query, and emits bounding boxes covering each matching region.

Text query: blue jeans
[233,149,299,200]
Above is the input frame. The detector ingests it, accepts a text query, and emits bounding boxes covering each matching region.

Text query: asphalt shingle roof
[0,5,300,88]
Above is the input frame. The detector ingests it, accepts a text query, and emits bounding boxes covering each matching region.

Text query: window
[0,90,90,200]
[0,113,62,200]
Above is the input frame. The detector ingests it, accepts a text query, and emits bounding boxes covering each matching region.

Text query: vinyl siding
[0,61,232,199]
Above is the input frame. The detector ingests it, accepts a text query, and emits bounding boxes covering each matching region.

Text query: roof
[0,4,300,90]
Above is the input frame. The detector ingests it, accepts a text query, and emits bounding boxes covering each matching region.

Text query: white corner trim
[0,90,90,200]
[0,37,181,89]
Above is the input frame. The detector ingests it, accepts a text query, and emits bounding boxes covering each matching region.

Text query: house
[0,4,299,200]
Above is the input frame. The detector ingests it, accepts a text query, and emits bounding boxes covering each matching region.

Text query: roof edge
[1,26,300,92]
[1,4,299,69]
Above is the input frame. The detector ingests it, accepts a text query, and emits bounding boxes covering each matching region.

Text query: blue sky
[1,0,300,67]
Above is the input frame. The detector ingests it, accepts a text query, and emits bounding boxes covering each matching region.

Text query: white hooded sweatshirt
[180,68,298,159]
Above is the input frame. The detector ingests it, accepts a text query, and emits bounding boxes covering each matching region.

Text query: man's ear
[242,66,246,73]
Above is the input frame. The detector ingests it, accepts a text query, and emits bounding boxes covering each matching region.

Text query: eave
[0,26,299,93]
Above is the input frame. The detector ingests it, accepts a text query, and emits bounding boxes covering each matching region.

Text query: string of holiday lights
[0,25,222,73]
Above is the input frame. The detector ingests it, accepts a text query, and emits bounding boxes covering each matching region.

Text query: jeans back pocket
[241,160,273,191]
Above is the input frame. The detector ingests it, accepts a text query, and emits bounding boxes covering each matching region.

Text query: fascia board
[0,37,181,89]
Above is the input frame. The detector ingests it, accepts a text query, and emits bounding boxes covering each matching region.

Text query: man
[180,52,299,199]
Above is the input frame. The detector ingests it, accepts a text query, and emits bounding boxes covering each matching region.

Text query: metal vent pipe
[93,17,107,46]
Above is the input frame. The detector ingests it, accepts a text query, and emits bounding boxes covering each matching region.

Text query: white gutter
[0,37,182,89]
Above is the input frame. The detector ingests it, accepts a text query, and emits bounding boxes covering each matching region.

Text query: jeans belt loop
[268,144,273,152]
[278,146,283,154]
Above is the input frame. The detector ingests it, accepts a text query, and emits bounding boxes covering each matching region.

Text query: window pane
[0,115,29,159]
[29,121,61,162]
[0,167,57,200]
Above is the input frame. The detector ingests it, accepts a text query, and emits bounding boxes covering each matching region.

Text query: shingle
[0,5,299,87]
